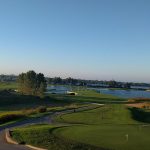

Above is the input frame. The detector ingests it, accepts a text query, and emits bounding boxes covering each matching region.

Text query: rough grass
[0,111,25,124]
[0,98,93,125]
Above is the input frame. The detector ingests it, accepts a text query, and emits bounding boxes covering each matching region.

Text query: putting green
[54,124,150,150]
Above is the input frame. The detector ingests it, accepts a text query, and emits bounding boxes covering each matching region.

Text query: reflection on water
[46,86,70,94]
[98,88,150,99]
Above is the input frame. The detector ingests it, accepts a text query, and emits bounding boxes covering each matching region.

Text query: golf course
[0,82,150,150]
[1,1,150,149]
[11,104,150,150]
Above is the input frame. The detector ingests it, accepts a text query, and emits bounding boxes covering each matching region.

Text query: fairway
[56,105,139,125]
[0,82,18,90]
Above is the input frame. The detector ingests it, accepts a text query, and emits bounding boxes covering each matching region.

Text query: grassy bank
[12,124,104,150]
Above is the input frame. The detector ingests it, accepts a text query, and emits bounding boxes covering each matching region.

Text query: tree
[36,73,47,96]
[18,73,26,94]
[18,71,47,96]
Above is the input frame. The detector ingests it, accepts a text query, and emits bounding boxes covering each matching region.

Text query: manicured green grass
[12,104,150,150]
[12,124,102,150]
[56,105,139,125]
[0,82,18,90]
[53,105,150,150]
[51,88,126,104]
[54,124,150,150]
[3,84,147,150]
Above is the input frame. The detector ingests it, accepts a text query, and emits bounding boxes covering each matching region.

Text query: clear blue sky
[0,0,150,82]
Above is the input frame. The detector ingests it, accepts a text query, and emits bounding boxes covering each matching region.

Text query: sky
[0,0,150,82]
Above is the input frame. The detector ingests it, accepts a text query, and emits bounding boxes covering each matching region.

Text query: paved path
[0,115,52,150]
[0,131,28,150]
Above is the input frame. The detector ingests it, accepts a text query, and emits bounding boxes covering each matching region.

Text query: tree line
[1,72,150,93]
[0,75,17,82]
[47,77,132,88]
[47,77,87,86]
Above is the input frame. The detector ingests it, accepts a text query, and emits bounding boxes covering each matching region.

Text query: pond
[46,85,150,99]
[46,85,71,94]
[97,88,150,99]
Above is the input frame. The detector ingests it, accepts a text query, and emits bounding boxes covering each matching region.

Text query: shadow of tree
[128,107,150,123]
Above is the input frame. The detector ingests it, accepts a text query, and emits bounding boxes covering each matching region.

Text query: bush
[36,106,47,113]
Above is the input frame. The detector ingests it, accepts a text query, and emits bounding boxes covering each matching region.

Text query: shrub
[36,106,47,113]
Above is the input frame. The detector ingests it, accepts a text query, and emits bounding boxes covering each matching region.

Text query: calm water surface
[97,88,150,99]
[46,85,70,94]
[47,86,150,98]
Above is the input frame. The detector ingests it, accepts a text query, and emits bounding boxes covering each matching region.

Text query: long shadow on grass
[0,91,70,111]
[55,95,126,104]
[129,107,150,123]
